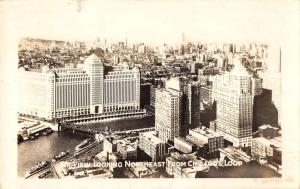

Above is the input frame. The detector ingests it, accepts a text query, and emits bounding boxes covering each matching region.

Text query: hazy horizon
[1,0,290,46]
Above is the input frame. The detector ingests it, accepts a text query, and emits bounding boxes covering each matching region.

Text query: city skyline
[1,1,299,189]
[16,36,283,179]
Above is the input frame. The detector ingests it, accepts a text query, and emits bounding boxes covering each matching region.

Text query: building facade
[200,84,212,105]
[103,63,140,113]
[182,82,201,133]
[212,58,253,147]
[174,137,194,154]
[188,127,224,153]
[251,136,281,159]
[18,54,141,119]
[155,86,181,142]
[138,131,167,162]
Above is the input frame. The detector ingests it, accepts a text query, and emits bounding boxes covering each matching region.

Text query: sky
[0,0,297,45]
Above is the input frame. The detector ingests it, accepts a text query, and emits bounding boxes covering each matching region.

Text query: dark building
[253,89,279,131]
[140,83,151,109]
[181,82,201,136]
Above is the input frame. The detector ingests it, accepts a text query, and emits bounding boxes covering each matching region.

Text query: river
[18,116,280,178]
[18,116,155,177]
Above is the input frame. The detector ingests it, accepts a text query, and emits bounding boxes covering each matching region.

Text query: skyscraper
[83,54,104,114]
[155,78,182,143]
[212,58,253,147]
[182,82,201,135]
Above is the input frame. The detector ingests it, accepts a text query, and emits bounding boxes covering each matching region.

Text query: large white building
[155,78,181,142]
[18,54,141,119]
[103,63,140,113]
[212,58,254,147]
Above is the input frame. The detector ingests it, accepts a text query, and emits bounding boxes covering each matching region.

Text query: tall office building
[212,58,253,147]
[83,54,104,114]
[18,54,141,119]
[155,78,182,142]
[182,82,201,135]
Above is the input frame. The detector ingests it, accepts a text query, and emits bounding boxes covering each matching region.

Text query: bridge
[60,122,155,135]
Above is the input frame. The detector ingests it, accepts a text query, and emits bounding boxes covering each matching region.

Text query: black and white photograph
[0,0,299,189]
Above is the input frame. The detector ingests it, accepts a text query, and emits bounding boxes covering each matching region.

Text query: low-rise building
[219,146,251,163]
[174,137,194,154]
[116,137,138,161]
[252,136,281,160]
[102,134,119,153]
[188,127,224,153]
[129,162,160,178]
[138,131,167,161]
[165,152,209,177]
[257,125,280,138]
[166,152,191,176]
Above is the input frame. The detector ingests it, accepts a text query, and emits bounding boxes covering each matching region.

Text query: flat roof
[219,146,251,162]
[253,136,281,149]
[185,135,206,147]
[116,139,137,152]
[140,131,163,145]
[175,137,194,146]
[258,124,279,130]
[190,127,223,138]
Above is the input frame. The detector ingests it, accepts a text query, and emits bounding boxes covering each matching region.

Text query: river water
[18,116,280,178]
[18,132,87,177]
[18,116,155,177]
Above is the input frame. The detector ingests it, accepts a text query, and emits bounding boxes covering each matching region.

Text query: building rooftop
[140,131,164,145]
[219,146,251,162]
[185,135,206,147]
[116,138,137,152]
[253,136,282,150]
[84,53,103,65]
[156,87,180,98]
[190,126,223,138]
[175,137,194,146]
[169,152,198,162]
[181,162,209,177]
[258,124,279,131]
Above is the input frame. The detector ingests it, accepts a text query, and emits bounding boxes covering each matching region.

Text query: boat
[25,161,50,177]
[52,151,70,162]
[38,170,52,179]
[75,138,95,151]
